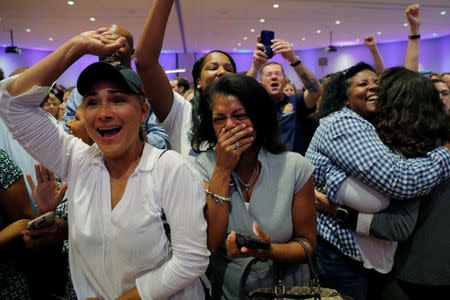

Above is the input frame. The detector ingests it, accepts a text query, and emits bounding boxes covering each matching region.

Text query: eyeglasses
[439,90,449,98]
[262,71,284,77]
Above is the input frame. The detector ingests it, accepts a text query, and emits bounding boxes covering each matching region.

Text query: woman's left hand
[226,222,271,260]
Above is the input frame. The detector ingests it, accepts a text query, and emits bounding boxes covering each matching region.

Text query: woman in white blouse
[0,13,208,300]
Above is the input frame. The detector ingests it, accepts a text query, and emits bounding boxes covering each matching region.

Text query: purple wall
[1,35,448,89]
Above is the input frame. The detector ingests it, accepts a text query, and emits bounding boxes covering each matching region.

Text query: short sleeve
[293,154,315,194]
[0,149,22,192]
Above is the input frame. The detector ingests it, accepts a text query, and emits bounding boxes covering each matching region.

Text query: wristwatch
[335,207,349,225]
[335,205,358,230]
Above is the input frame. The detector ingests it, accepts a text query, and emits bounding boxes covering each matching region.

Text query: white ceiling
[0,0,449,53]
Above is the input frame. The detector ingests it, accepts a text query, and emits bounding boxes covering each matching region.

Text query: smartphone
[27,211,55,230]
[260,30,275,59]
[235,233,271,250]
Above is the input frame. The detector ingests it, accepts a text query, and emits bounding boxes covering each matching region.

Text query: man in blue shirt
[64,24,170,149]
[247,38,321,155]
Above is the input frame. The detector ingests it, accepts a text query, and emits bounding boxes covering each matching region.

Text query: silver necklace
[235,163,259,191]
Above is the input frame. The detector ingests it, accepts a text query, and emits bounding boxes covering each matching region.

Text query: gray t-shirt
[194,148,314,299]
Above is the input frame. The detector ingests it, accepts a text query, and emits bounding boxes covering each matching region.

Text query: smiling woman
[0,4,209,299]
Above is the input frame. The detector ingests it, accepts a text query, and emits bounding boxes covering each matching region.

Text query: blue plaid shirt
[306,108,450,258]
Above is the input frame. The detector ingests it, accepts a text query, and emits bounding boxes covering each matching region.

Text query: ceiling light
[335,20,341,25]
[26,28,31,32]
[259,18,265,23]
[356,38,360,42]
[67,1,74,5]
[90,17,96,21]
[233,48,237,51]
[403,23,408,27]
[273,4,279,8]
[237,42,241,46]
[433,33,437,36]
[250,28,255,32]
[165,68,186,74]
[49,37,54,41]
[301,37,306,41]
[243,36,247,40]
[377,31,382,35]
[2,44,6,47]
[291,43,294,46]
[316,29,321,34]
[440,11,446,16]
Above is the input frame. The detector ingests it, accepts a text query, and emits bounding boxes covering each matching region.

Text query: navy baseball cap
[77,62,145,97]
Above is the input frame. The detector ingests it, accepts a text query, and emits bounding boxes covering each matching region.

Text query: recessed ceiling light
[259,18,265,23]
[2,44,6,47]
[233,48,237,51]
[377,31,382,35]
[440,11,446,16]
[356,38,360,42]
[290,43,294,46]
[49,37,54,41]
[26,28,31,32]
[237,42,241,46]
[67,1,74,5]
[250,28,255,32]
[433,33,437,36]
[243,36,247,40]
[335,20,341,25]
[316,29,321,34]
[403,23,408,27]
[301,37,306,41]
[273,4,279,8]
[90,17,96,21]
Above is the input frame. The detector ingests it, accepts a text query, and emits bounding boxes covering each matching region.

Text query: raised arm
[363,35,385,73]
[247,35,268,79]
[404,4,421,72]
[272,39,321,108]
[134,0,174,122]
[7,29,126,97]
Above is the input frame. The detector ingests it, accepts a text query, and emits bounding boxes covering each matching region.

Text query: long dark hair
[316,62,374,119]
[190,50,237,131]
[374,67,450,158]
[190,73,285,154]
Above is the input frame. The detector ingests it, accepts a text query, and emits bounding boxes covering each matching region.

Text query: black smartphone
[260,30,275,59]
[235,233,271,250]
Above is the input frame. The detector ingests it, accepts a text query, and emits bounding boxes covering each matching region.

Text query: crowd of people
[0,1,449,300]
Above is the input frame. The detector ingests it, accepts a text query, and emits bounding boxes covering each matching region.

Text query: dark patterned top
[0,149,22,192]
[0,149,31,299]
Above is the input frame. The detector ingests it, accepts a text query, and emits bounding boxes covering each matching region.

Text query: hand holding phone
[260,30,275,59]
[27,211,55,230]
[235,233,271,250]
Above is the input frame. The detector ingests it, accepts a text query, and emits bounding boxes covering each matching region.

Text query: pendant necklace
[235,163,260,192]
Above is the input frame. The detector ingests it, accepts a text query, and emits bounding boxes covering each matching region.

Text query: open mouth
[97,127,121,137]
[366,95,379,103]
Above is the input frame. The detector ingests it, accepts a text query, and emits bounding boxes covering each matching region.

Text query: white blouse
[0,76,209,300]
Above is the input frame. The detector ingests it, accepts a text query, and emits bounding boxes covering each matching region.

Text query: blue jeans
[315,237,369,300]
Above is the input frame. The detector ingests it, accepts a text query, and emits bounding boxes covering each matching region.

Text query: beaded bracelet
[205,189,231,205]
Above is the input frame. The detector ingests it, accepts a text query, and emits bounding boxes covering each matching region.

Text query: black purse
[243,238,351,300]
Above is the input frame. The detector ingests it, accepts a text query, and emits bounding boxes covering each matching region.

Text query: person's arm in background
[404,4,421,72]
[0,150,34,246]
[363,35,385,73]
[247,35,267,79]
[134,0,174,122]
[272,39,322,109]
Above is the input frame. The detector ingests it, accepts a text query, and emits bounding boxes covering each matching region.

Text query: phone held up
[260,30,275,59]
[27,211,55,230]
[235,233,271,250]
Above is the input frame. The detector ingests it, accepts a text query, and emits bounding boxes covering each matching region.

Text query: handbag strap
[294,238,320,288]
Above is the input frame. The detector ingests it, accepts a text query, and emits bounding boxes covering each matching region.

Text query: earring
[197,84,201,89]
